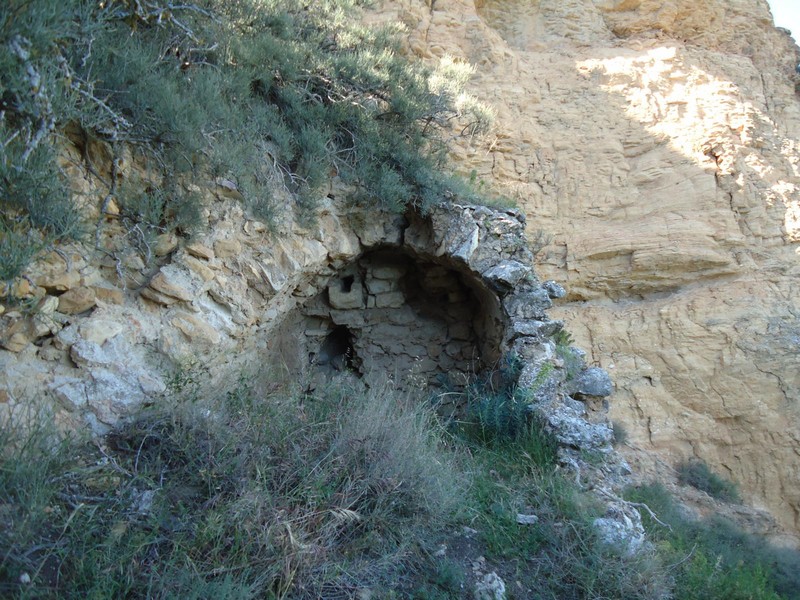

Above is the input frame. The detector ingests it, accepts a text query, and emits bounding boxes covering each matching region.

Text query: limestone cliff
[367,0,800,535]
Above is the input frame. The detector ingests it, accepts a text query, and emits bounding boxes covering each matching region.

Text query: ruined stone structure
[1,167,644,545]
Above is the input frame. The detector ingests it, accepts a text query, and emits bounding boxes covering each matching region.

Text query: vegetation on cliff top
[1,0,492,284]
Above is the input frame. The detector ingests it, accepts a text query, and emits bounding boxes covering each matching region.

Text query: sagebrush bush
[677,458,740,503]
[1,0,492,284]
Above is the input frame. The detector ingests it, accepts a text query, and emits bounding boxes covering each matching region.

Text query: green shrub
[611,420,629,447]
[677,459,740,503]
[626,482,798,600]
[1,0,493,283]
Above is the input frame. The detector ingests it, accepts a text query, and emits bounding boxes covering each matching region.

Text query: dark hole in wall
[317,325,357,372]
[341,275,355,293]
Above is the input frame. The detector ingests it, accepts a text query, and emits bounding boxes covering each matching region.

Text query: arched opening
[276,246,504,408]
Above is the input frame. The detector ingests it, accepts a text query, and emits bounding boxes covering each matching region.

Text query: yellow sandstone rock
[369,0,800,534]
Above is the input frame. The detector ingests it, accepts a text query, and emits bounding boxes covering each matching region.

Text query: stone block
[154,233,178,257]
[572,367,613,398]
[172,313,221,345]
[482,260,531,291]
[388,309,416,325]
[373,291,405,308]
[37,295,60,316]
[186,242,215,260]
[330,309,366,327]
[215,177,244,200]
[503,289,551,319]
[182,255,216,282]
[451,225,480,261]
[328,279,364,309]
[370,264,407,279]
[213,238,242,258]
[1,277,44,300]
[2,331,31,353]
[93,285,125,305]
[58,287,97,314]
[140,287,179,306]
[34,268,81,292]
[543,280,567,299]
[32,297,63,338]
[448,322,472,340]
[79,319,126,346]
[509,318,562,340]
[148,267,195,302]
[365,277,397,294]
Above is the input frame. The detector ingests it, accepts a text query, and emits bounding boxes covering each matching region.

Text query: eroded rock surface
[368,0,800,535]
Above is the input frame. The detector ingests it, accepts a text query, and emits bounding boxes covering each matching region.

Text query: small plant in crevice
[463,354,530,442]
[676,458,741,503]
[611,419,629,447]
[553,329,574,348]
[553,328,583,382]
[454,355,560,471]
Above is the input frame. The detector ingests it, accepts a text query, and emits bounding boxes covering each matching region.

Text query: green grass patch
[462,436,668,599]
[626,482,800,600]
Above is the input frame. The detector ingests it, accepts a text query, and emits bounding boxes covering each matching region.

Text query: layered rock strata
[368,0,800,535]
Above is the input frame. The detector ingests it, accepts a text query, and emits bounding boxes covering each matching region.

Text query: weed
[552,329,583,383]
[553,329,574,348]
[0,374,464,598]
[529,228,553,257]
[676,459,740,503]
[626,482,799,600]
[611,420,629,447]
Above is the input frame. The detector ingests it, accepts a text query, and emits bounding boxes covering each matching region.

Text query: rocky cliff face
[367,0,800,534]
[2,0,799,545]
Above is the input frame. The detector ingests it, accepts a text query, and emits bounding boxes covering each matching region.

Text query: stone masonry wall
[0,144,641,549]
